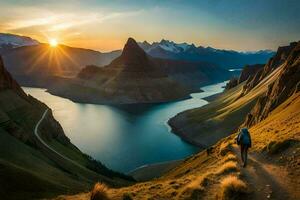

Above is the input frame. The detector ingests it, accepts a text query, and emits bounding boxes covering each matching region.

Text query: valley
[0,2,299,198]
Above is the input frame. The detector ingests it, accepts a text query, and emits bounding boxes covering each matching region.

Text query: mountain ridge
[138,39,274,69]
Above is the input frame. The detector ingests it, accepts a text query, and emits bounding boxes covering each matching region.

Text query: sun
[49,38,58,47]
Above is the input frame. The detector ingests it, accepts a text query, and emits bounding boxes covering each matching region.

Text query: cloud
[1,5,143,35]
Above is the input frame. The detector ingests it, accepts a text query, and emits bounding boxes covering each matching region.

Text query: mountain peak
[119,37,148,63]
[109,37,151,70]
[125,37,137,45]
[0,33,39,47]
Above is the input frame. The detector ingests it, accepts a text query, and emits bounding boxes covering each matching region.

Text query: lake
[23,81,227,173]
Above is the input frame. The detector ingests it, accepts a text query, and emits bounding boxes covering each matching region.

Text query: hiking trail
[232,146,295,200]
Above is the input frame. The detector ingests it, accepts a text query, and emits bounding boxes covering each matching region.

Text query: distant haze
[0,0,299,52]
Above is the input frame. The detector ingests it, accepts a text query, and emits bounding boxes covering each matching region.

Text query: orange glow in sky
[0,1,299,52]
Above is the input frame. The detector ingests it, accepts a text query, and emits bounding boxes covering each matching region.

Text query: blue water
[23,81,226,173]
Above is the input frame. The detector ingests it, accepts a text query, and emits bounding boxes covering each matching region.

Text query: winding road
[34,109,81,166]
[34,109,109,182]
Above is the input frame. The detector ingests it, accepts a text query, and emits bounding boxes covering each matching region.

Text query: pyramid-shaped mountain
[105,37,167,77]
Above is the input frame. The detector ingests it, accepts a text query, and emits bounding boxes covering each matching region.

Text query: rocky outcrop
[242,42,298,94]
[225,64,264,90]
[225,77,239,90]
[239,64,264,83]
[244,41,300,126]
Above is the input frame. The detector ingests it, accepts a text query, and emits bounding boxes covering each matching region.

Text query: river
[23,81,227,173]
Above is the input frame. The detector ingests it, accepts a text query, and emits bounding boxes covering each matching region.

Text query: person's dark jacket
[237,128,252,147]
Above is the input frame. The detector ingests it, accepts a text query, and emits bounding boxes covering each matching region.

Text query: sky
[0,0,299,52]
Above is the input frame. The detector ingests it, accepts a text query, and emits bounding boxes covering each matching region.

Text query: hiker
[237,128,252,167]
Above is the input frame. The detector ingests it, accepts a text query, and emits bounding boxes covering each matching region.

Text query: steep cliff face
[239,64,264,83]
[242,42,298,94]
[225,64,264,90]
[0,57,26,97]
[244,41,300,126]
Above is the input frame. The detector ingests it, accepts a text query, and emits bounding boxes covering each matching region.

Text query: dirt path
[232,146,293,200]
[34,109,86,169]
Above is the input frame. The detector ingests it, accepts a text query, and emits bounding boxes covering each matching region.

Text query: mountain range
[0,33,274,88]
[0,34,121,87]
[138,39,274,69]
[0,33,39,54]
[47,38,231,104]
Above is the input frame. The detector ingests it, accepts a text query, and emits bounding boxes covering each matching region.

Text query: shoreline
[168,115,208,148]
[128,159,183,181]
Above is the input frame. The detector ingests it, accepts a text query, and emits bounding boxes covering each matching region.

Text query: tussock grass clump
[122,193,133,200]
[91,182,110,200]
[179,186,204,200]
[219,142,232,156]
[223,153,238,163]
[266,139,298,154]
[177,175,208,200]
[216,161,238,175]
[220,175,248,200]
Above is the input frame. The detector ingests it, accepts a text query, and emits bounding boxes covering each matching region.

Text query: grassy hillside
[168,56,283,147]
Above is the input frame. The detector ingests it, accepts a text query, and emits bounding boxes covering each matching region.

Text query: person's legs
[243,146,249,167]
[240,145,245,163]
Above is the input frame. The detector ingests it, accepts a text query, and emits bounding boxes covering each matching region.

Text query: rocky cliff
[225,64,264,90]
[244,41,300,126]
[242,42,298,94]
[0,57,26,97]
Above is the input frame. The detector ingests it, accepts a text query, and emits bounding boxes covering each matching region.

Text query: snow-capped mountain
[0,33,39,53]
[139,39,195,54]
[138,39,275,69]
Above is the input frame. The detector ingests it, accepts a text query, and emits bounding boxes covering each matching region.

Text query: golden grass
[122,193,133,200]
[219,142,232,156]
[248,93,300,151]
[216,161,238,175]
[266,139,298,154]
[90,183,110,200]
[176,174,210,200]
[220,175,248,200]
[223,153,238,163]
